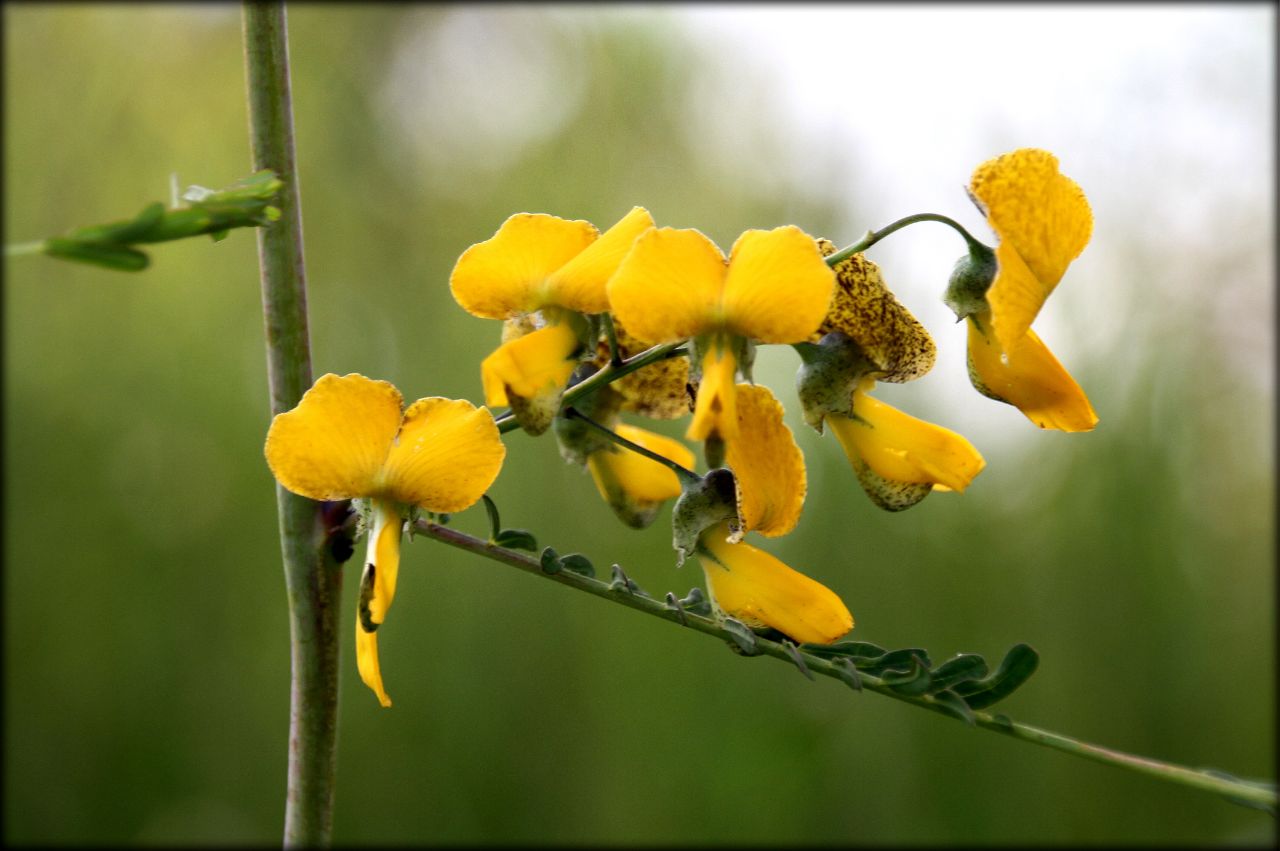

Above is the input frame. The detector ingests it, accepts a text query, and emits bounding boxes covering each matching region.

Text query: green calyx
[943,242,997,321]
[794,332,875,433]
[671,468,740,567]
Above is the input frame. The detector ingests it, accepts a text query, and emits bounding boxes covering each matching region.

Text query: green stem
[563,407,700,484]
[243,3,341,846]
[826,213,988,266]
[495,340,686,434]
[412,520,1277,813]
[601,313,623,367]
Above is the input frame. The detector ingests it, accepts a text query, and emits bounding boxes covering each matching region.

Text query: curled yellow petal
[811,248,936,383]
[722,226,834,344]
[587,423,695,528]
[480,321,581,409]
[967,315,1098,432]
[829,384,985,498]
[449,213,599,320]
[687,340,738,442]
[548,207,655,315]
[698,522,853,645]
[264,373,403,501]
[725,384,805,537]
[355,499,402,708]
[607,227,726,343]
[969,148,1093,350]
[381,397,507,512]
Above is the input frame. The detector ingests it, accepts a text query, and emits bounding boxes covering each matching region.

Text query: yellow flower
[264,373,506,707]
[608,226,835,441]
[723,384,806,538]
[965,149,1097,432]
[587,423,696,529]
[450,207,655,434]
[697,521,852,645]
[827,379,985,511]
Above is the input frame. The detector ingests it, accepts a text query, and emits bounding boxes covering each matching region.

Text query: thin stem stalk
[563,407,700,484]
[826,213,988,265]
[243,3,341,846]
[412,520,1277,813]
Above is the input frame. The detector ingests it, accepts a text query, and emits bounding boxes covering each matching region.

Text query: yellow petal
[606,227,726,343]
[698,522,853,645]
[725,384,805,537]
[381,398,507,512]
[722,226,834,344]
[967,315,1098,432]
[547,207,655,315]
[829,385,985,493]
[586,423,695,528]
[969,149,1093,349]
[811,250,936,383]
[264,373,402,501]
[449,213,599,320]
[355,499,401,708]
[687,340,738,441]
[480,321,581,408]
[356,623,392,708]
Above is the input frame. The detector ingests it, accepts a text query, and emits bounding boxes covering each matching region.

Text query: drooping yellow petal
[449,213,599,320]
[687,340,738,442]
[480,321,581,408]
[354,499,402,708]
[356,622,391,708]
[967,315,1098,432]
[381,398,506,512]
[810,248,936,383]
[969,149,1093,350]
[547,207,655,315]
[586,423,695,528]
[698,522,853,645]
[606,227,726,343]
[722,226,834,344]
[264,373,403,501]
[725,384,805,537]
[829,384,985,495]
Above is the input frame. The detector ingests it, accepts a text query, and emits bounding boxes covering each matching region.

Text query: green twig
[826,213,989,266]
[562,407,700,484]
[412,520,1277,813]
[243,3,341,846]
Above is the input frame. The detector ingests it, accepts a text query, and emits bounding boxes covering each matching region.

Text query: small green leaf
[862,647,931,675]
[955,644,1039,709]
[928,654,989,693]
[44,238,149,271]
[800,640,888,662]
[781,641,814,681]
[832,657,862,692]
[560,553,595,579]
[539,546,562,575]
[678,587,711,616]
[930,689,975,725]
[722,617,759,655]
[482,495,501,540]
[880,654,932,696]
[493,528,538,551]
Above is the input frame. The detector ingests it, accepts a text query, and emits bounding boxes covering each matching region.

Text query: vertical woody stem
[242,2,341,846]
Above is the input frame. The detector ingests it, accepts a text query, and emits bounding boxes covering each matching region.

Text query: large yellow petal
[480,321,581,408]
[829,385,985,493]
[606,227,725,343]
[449,213,599,320]
[586,423,695,528]
[547,207,655,315]
[969,149,1093,348]
[811,249,936,383]
[687,340,738,441]
[725,384,805,537]
[967,315,1098,432]
[722,226,834,344]
[381,397,506,512]
[698,522,853,645]
[264,373,402,501]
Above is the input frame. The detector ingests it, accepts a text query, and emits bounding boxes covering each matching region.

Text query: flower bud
[943,242,997,321]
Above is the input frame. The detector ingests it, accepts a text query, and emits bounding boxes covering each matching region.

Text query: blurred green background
[3,4,1273,845]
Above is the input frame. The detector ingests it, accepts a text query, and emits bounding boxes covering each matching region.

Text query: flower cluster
[263,148,1095,706]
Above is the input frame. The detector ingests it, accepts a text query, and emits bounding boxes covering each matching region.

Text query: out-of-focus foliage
[3,5,1273,845]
